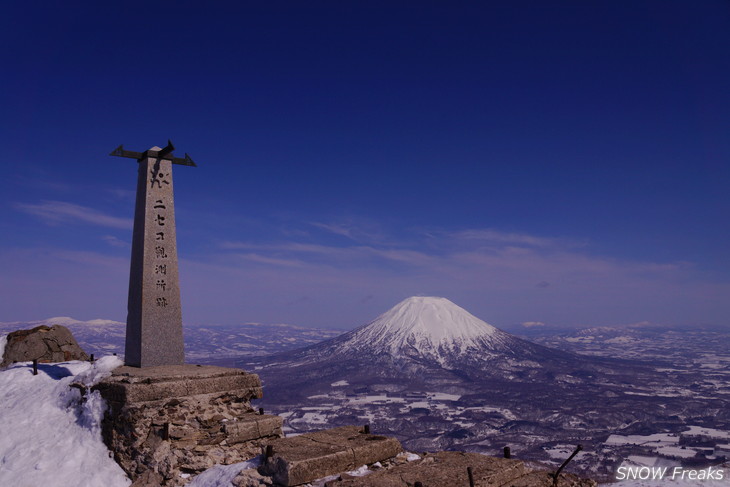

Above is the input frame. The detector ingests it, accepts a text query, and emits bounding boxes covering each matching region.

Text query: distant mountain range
[0,317,340,362]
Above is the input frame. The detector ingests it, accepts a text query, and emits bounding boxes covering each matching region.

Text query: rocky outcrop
[94,365,283,486]
[0,325,89,368]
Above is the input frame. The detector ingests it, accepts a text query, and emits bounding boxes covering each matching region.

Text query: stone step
[258,426,403,486]
[322,451,596,487]
[94,364,263,404]
[223,413,283,444]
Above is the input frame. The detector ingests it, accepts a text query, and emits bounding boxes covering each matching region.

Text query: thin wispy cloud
[0,247,129,321]
[14,201,132,229]
[101,235,129,248]
[238,253,307,268]
[108,188,136,201]
[220,240,433,268]
[3,218,727,328]
[450,229,586,249]
[201,223,730,328]
[14,174,74,193]
[309,222,356,239]
[218,227,686,281]
[308,220,388,245]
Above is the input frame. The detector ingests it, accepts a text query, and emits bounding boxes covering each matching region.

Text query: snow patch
[187,457,262,486]
[311,464,372,486]
[0,356,129,487]
[0,333,7,362]
[683,425,730,439]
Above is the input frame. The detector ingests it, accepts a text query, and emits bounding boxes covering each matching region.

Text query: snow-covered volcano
[247,296,582,387]
[336,296,514,363]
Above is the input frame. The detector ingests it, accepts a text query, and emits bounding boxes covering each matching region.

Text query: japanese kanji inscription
[111,141,196,367]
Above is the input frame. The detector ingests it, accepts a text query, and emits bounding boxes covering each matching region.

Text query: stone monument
[104,142,285,486]
[111,141,195,367]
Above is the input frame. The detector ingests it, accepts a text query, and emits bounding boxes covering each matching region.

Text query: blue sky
[1,1,729,330]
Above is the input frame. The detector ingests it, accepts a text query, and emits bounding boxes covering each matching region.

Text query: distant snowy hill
[0,318,341,363]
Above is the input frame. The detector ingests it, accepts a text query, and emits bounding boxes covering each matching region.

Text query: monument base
[93,365,282,486]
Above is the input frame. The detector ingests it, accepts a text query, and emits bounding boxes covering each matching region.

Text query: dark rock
[0,325,89,368]
[130,469,164,487]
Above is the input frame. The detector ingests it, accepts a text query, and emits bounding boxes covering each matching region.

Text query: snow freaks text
[616,466,724,481]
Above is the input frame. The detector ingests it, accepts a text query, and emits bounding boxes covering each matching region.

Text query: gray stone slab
[266,443,354,487]
[110,364,248,381]
[95,364,263,404]
[259,426,403,486]
[298,427,402,467]
[224,419,259,443]
[223,414,283,444]
[256,416,284,438]
[126,154,185,367]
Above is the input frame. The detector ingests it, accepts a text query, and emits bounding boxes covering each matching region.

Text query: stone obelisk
[111,141,196,367]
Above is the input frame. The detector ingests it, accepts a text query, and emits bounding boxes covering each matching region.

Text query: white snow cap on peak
[350,296,505,358]
[377,296,498,341]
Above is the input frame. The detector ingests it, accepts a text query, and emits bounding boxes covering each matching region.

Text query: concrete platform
[94,364,263,404]
[259,426,403,486]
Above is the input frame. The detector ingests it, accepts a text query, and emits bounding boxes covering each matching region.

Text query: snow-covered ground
[0,333,7,360]
[0,348,379,487]
[187,458,261,487]
[0,351,263,487]
[0,355,131,487]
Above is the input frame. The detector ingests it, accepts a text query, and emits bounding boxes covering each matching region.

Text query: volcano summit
[334,296,508,360]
